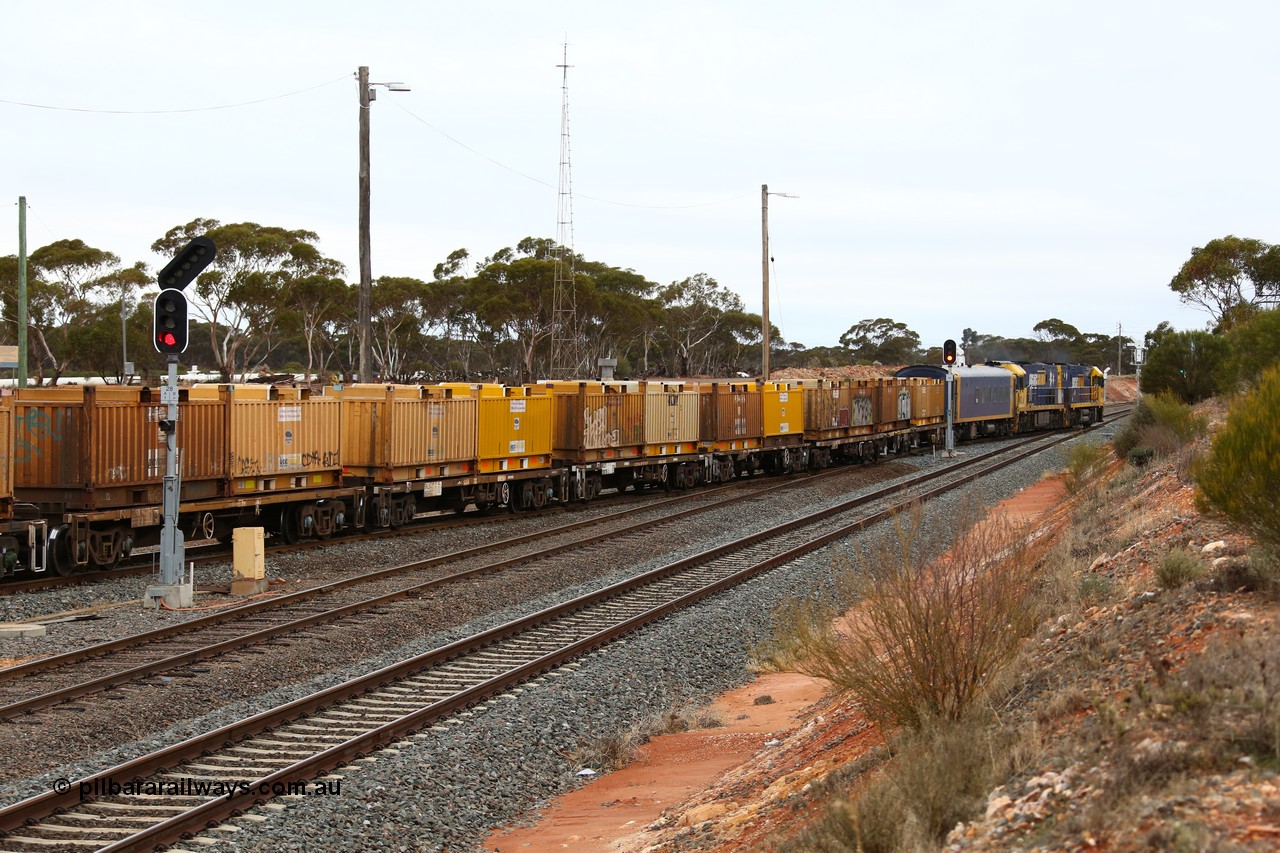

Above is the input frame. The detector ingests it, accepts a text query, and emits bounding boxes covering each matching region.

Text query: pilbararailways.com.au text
[54,776,342,801]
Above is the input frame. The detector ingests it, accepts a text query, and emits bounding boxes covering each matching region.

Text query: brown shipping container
[801,379,849,435]
[0,396,13,510]
[699,382,763,445]
[907,378,946,423]
[336,384,478,482]
[189,385,341,494]
[874,378,913,426]
[532,381,646,459]
[642,382,700,450]
[13,386,226,508]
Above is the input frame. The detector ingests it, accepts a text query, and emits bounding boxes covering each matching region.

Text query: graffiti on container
[852,396,874,426]
[235,455,263,476]
[897,390,911,421]
[299,451,321,468]
[584,405,620,448]
[107,464,130,482]
[13,408,66,463]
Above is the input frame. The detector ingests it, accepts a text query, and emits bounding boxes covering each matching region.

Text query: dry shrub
[1155,549,1204,591]
[1160,632,1280,762]
[853,717,1041,852]
[790,506,1045,731]
[1063,441,1111,497]
[567,701,724,773]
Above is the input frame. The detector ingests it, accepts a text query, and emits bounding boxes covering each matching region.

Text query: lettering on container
[278,454,302,470]
[13,408,66,464]
[583,406,620,448]
[422,481,442,497]
[513,417,521,431]
[510,399,527,413]
[852,396,874,426]
[779,392,789,402]
[779,422,789,433]
[278,405,302,422]
[509,440,526,454]
[284,429,294,445]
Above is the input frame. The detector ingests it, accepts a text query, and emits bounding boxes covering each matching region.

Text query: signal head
[153,288,189,355]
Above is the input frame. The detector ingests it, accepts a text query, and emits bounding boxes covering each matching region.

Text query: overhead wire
[0,75,351,115]
[3,71,753,211]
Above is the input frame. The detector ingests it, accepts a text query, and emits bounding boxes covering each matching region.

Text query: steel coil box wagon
[697,380,806,479]
[188,384,358,545]
[13,386,226,573]
[802,377,944,466]
[528,380,702,495]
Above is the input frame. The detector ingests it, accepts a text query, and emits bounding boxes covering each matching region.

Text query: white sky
[3,1,1276,352]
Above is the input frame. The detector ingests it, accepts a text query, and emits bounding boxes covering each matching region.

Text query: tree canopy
[1169,235,1280,328]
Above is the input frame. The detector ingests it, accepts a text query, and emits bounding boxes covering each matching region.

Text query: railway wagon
[12,385,227,572]
[0,395,47,577]
[335,383,477,525]
[188,384,357,543]
[434,382,555,511]
[698,381,806,478]
[528,380,702,494]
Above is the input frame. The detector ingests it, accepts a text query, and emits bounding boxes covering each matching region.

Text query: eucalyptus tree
[152,219,342,380]
[838,318,923,365]
[1169,236,1280,329]
[657,273,746,376]
[10,239,129,383]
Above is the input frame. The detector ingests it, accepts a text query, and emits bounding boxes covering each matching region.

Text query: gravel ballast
[2,429,1114,851]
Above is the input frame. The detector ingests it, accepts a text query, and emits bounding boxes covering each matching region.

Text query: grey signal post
[945,366,956,456]
[149,354,188,603]
[144,237,215,610]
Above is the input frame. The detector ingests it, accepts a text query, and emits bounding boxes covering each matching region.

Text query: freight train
[0,364,1105,578]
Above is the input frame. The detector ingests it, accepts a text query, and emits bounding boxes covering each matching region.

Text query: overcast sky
[3,1,1276,353]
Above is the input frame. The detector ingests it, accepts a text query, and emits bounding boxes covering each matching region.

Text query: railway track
[0,461,879,719]
[0,422,1108,851]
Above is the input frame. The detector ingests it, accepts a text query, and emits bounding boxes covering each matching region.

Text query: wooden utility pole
[17,196,28,387]
[357,66,372,384]
[761,184,770,380]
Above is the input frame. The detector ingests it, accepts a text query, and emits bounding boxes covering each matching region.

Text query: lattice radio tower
[550,43,579,379]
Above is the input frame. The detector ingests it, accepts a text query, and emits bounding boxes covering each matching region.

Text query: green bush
[1141,330,1230,402]
[1221,306,1280,391]
[1113,393,1205,465]
[1155,549,1203,590]
[1195,366,1280,553]
[1127,447,1154,467]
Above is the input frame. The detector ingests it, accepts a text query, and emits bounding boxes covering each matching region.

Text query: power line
[0,75,350,115]
[390,101,753,210]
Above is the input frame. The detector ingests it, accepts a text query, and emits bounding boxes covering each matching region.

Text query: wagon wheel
[277,506,303,545]
[47,525,75,577]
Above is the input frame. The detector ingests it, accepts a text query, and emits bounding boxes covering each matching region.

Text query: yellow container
[642,381,700,451]
[335,384,478,482]
[475,385,551,473]
[762,381,804,438]
[190,384,342,493]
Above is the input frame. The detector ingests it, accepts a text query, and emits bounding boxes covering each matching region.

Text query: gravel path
[0,429,1114,850]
